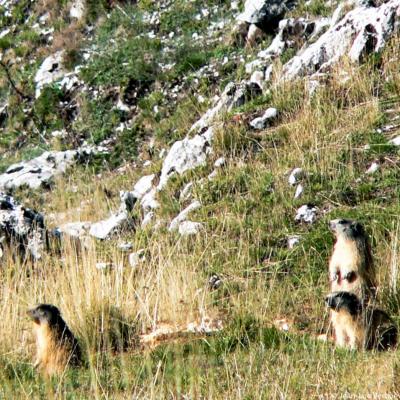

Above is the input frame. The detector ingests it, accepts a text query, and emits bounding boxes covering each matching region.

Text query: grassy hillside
[1,0,400,398]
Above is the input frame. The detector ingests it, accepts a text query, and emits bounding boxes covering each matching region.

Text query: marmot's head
[325,292,362,316]
[27,304,61,326]
[329,219,365,240]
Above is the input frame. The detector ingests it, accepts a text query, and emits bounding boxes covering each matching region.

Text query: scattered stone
[273,318,292,332]
[246,23,264,46]
[70,0,85,19]
[178,221,204,236]
[128,249,145,268]
[179,182,194,202]
[190,82,262,133]
[389,136,400,146]
[214,157,226,168]
[58,221,91,238]
[140,188,160,212]
[294,184,304,199]
[96,262,114,270]
[89,191,135,240]
[51,129,68,138]
[287,235,301,249]
[250,70,264,87]
[118,242,133,252]
[288,168,305,186]
[250,107,278,130]
[208,274,223,290]
[208,170,218,181]
[295,204,317,224]
[366,162,380,174]
[169,201,201,232]
[141,211,155,228]
[89,212,129,240]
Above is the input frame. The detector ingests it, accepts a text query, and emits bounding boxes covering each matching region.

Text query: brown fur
[28,304,81,376]
[328,219,376,303]
[326,292,397,351]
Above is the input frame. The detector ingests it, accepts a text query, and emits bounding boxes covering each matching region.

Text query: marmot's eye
[338,219,346,224]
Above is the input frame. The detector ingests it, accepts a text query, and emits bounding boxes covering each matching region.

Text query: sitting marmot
[27,304,82,376]
[325,291,397,351]
[328,219,376,303]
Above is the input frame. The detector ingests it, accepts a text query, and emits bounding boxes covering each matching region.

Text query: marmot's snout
[329,219,348,232]
[329,220,338,232]
[27,308,40,324]
[325,293,337,309]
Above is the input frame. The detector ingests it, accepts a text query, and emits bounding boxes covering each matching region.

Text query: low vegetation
[1,0,400,398]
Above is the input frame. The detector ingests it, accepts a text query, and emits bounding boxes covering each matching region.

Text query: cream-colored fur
[329,222,375,301]
[33,321,76,376]
[330,309,364,350]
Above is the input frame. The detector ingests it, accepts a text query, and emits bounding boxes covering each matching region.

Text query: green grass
[2,1,400,398]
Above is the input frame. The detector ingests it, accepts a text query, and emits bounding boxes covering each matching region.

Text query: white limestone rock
[70,0,85,19]
[118,242,133,251]
[169,201,201,232]
[295,205,318,224]
[283,1,400,80]
[178,221,204,236]
[141,211,155,228]
[58,221,91,238]
[179,182,194,202]
[250,107,278,130]
[140,187,160,212]
[89,211,128,240]
[132,174,155,199]
[0,193,45,260]
[190,82,262,133]
[0,150,77,190]
[366,162,379,174]
[288,167,305,186]
[287,235,301,249]
[158,127,214,190]
[34,51,65,98]
[214,157,226,168]
[128,249,145,268]
[294,184,304,199]
[237,0,296,32]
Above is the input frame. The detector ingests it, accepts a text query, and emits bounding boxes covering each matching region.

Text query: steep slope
[1,0,400,398]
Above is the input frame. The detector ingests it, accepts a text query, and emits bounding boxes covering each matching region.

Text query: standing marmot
[328,219,376,302]
[325,291,397,351]
[27,304,82,376]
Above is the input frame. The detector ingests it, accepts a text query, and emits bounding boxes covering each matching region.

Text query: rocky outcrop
[190,82,262,133]
[34,51,66,98]
[0,147,107,191]
[158,127,214,190]
[0,193,46,260]
[237,0,296,30]
[0,150,77,190]
[283,0,400,80]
